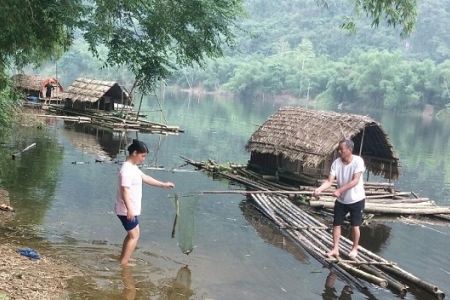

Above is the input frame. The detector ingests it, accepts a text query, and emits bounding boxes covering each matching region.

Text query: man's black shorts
[333,199,365,226]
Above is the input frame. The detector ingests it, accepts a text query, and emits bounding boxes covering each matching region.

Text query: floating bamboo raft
[180,157,448,298]
[249,193,445,299]
[46,106,182,134]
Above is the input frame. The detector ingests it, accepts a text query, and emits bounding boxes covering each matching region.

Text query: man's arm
[313,174,336,196]
[332,172,363,198]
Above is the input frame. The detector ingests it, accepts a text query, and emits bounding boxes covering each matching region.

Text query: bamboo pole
[36,114,91,121]
[202,190,314,195]
[336,262,388,288]
[379,264,444,299]
[12,143,36,159]
[311,199,436,208]
[309,201,450,214]
[325,258,395,266]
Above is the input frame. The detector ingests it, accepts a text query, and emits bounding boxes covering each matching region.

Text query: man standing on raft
[313,139,366,259]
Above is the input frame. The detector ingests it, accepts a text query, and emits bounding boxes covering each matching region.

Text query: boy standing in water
[115,139,175,265]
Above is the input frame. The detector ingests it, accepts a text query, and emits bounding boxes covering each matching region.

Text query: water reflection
[120,265,194,300]
[165,266,194,300]
[62,122,132,160]
[322,270,353,300]
[358,222,391,253]
[121,266,137,300]
[240,199,309,262]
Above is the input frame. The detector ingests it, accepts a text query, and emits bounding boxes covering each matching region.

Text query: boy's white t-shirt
[115,162,144,216]
[330,155,366,204]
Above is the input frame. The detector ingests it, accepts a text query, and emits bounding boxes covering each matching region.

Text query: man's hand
[332,190,341,198]
[313,188,321,197]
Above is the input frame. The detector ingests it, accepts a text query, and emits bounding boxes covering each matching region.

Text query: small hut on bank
[12,74,64,101]
[245,107,400,184]
[62,78,131,112]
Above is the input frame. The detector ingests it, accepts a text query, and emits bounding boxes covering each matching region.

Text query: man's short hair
[339,138,354,150]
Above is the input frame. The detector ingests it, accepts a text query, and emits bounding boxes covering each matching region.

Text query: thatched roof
[246,107,400,179]
[62,78,129,103]
[11,74,63,93]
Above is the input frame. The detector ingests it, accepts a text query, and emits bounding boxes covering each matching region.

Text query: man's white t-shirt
[330,155,366,204]
[115,162,144,216]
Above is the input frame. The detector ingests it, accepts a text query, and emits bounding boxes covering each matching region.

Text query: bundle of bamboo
[249,193,445,299]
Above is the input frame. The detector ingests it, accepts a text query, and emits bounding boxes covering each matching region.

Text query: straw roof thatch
[62,78,129,103]
[246,107,400,179]
[11,74,63,93]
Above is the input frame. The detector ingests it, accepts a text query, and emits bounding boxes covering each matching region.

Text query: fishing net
[172,193,200,255]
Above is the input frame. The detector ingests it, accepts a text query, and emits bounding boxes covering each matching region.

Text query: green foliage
[0,76,21,129]
[329,0,418,36]
[1,0,439,113]
[81,0,246,93]
[0,0,246,100]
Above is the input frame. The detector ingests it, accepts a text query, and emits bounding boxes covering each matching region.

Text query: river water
[1,91,449,300]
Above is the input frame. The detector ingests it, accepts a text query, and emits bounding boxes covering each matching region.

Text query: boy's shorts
[117,215,139,231]
[333,199,365,226]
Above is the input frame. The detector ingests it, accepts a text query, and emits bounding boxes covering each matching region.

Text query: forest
[33,0,450,110]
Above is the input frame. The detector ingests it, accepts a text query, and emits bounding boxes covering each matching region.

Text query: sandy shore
[0,187,82,300]
[0,242,83,300]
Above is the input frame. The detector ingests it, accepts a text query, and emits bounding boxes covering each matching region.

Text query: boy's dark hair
[127,139,149,155]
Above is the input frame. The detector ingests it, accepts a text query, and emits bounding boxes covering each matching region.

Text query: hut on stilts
[61,78,131,112]
[12,74,64,104]
[57,78,180,134]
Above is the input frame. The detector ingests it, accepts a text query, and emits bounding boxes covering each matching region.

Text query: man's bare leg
[348,226,360,259]
[119,225,140,265]
[327,225,341,257]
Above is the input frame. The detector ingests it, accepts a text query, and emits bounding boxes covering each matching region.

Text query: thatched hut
[62,78,131,112]
[245,107,400,184]
[11,74,64,100]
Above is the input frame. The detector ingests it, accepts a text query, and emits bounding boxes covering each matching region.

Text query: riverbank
[0,242,82,300]
[0,186,83,300]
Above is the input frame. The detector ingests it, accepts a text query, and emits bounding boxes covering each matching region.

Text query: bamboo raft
[249,193,445,299]
[181,157,450,219]
[46,106,183,134]
[180,157,448,298]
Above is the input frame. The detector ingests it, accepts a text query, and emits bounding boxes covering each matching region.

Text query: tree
[82,0,246,93]
[317,0,417,36]
[0,0,245,94]
[0,0,420,106]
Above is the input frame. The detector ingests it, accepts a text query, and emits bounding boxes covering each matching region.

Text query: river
[1,91,449,300]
